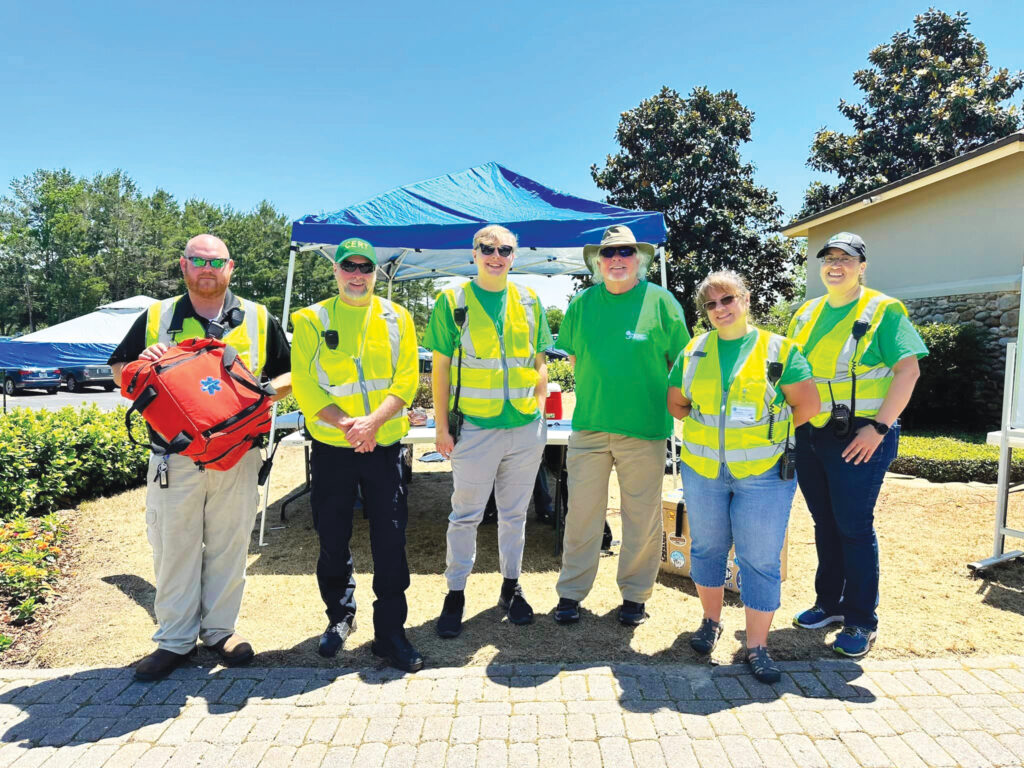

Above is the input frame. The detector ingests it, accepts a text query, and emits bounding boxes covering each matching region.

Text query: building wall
[805,152,1024,301]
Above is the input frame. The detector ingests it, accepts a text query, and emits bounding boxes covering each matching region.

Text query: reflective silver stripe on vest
[312,300,400,410]
[156,298,177,347]
[682,440,786,463]
[238,298,260,373]
[835,293,886,374]
[688,404,793,430]
[459,356,503,370]
[681,334,711,399]
[792,296,826,337]
[828,365,893,386]
[450,385,535,401]
[520,290,537,351]
[452,286,476,357]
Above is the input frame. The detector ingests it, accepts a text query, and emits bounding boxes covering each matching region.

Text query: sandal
[746,646,781,684]
[689,617,723,654]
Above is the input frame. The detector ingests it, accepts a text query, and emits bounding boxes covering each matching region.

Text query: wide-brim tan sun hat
[582,225,656,274]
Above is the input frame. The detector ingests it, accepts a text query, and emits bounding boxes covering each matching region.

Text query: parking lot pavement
[2,656,1024,766]
[0,388,131,413]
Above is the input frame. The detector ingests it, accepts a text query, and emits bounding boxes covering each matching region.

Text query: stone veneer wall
[903,290,1020,429]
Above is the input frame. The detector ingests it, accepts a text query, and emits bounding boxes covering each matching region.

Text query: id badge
[729,402,758,423]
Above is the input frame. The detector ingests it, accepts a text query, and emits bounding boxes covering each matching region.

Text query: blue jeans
[679,463,796,613]
[794,418,900,631]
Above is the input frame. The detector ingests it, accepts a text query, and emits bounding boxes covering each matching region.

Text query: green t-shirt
[423,281,554,429]
[559,281,690,440]
[797,300,929,368]
[668,329,813,406]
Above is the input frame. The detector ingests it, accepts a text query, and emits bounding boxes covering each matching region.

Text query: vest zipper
[353,359,372,414]
[719,389,728,472]
[499,333,510,401]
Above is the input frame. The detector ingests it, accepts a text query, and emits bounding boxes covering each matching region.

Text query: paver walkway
[2,656,1024,767]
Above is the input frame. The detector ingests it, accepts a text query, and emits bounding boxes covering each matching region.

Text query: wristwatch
[869,419,890,436]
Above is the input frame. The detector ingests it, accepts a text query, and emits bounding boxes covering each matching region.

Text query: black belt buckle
[831,403,852,439]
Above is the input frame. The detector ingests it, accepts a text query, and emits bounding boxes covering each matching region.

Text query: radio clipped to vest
[449,306,467,444]
[121,337,275,480]
[828,319,869,439]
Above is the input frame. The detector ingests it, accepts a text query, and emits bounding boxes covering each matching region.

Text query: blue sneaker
[793,604,844,629]
[832,626,877,657]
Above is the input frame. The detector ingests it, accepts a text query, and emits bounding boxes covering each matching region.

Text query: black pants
[310,440,410,637]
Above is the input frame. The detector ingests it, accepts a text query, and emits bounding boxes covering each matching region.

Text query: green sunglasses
[188,257,228,269]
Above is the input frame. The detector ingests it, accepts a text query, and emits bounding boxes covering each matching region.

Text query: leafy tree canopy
[800,8,1023,218]
[591,86,803,328]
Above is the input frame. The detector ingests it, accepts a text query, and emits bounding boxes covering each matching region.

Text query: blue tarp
[0,341,115,369]
[291,162,667,281]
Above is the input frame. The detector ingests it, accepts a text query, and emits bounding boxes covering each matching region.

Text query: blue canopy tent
[283,162,669,323]
[256,163,669,545]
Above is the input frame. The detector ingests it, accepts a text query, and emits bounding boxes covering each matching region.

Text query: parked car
[61,364,116,392]
[1,367,61,395]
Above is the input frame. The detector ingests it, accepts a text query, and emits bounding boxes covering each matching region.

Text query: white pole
[258,241,299,547]
[659,245,667,288]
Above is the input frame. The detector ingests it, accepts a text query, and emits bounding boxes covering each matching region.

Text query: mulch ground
[8,395,1024,669]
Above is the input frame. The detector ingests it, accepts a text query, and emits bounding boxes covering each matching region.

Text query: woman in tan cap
[553,225,690,626]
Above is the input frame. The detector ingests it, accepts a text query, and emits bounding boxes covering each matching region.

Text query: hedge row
[0,406,149,519]
[891,431,1020,484]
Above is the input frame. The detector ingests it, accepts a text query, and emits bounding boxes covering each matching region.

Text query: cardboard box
[660,487,788,593]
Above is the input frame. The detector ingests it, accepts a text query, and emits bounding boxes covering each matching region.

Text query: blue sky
[2,1,1023,307]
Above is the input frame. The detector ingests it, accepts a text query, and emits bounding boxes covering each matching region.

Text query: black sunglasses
[478,243,514,257]
[600,246,636,259]
[188,257,228,269]
[703,295,737,312]
[338,260,376,274]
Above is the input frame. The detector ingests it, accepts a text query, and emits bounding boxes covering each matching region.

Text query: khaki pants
[145,450,260,653]
[556,430,665,604]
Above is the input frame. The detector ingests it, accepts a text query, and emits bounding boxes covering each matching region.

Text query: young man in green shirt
[554,225,691,625]
[424,225,553,637]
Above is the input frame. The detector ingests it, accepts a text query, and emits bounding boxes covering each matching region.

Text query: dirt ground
[13,393,1024,670]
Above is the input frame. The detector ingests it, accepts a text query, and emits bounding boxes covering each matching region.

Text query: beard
[184,272,229,300]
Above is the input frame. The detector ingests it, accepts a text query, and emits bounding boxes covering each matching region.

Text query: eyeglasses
[478,243,514,257]
[821,255,859,266]
[338,260,376,274]
[600,246,636,259]
[188,257,228,269]
[702,295,737,312]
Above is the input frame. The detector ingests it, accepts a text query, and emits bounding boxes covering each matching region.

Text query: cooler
[545,383,563,420]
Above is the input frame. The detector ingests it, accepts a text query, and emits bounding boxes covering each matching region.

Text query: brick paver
[0,658,1022,766]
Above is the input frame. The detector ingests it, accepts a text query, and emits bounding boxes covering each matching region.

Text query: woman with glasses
[788,233,926,658]
[668,270,818,683]
[553,226,690,627]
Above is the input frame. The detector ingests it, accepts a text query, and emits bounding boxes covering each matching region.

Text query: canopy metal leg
[658,245,667,288]
[258,242,299,547]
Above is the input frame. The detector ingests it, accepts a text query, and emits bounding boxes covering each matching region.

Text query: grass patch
[894,430,1021,483]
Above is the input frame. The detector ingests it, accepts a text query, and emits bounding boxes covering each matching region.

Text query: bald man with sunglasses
[109,234,292,681]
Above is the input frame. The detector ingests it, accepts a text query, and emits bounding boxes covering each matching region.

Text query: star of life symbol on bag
[200,376,222,395]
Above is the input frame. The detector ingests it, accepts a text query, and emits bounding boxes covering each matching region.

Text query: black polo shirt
[109,290,291,379]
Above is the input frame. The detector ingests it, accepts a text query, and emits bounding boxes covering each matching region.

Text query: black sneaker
[689,617,723,654]
[436,591,465,638]
[371,630,424,673]
[498,584,534,625]
[554,597,580,624]
[618,600,648,626]
[318,617,356,658]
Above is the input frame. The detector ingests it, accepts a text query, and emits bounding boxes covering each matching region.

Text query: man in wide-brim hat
[553,225,691,626]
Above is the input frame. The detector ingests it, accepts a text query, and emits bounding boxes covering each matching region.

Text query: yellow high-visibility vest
[293,295,408,446]
[444,281,540,419]
[680,329,795,479]
[145,295,268,377]
[789,288,904,428]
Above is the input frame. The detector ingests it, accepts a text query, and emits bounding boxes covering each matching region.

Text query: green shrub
[901,323,988,431]
[0,406,148,519]
[548,360,575,392]
[890,431,1020,484]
